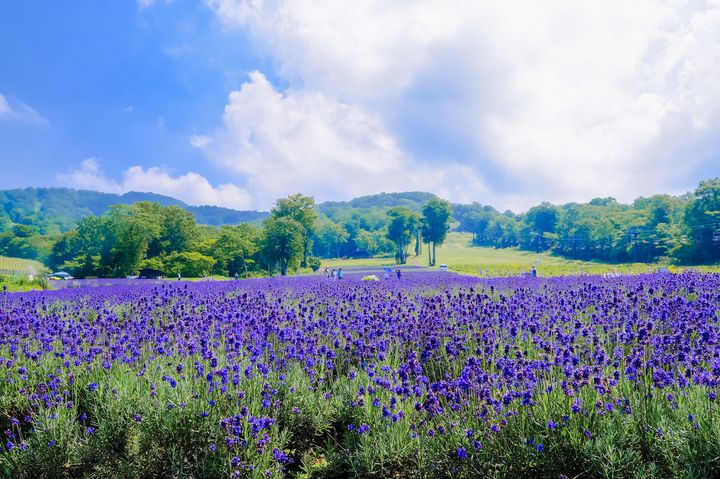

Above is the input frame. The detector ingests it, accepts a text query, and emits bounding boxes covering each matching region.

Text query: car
[48,271,74,280]
[439,264,448,271]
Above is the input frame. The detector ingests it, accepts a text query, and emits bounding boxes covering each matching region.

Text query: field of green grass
[434,233,650,276]
[0,255,47,277]
[321,232,720,277]
[0,255,50,291]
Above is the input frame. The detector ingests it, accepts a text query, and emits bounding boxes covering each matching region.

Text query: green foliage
[262,216,305,275]
[421,197,453,266]
[4,179,720,278]
[0,187,268,235]
[680,179,720,263]
[306,256,322,272]
[211,224,262,277]
[163,251,216,277]
[315,221,350,259]
[271,194,318,267]
[386,207,415,264]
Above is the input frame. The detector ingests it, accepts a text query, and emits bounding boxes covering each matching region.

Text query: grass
[322,233,720,277]
[0,255,49,292]
[434,233,656,276]
[0,255,47,277]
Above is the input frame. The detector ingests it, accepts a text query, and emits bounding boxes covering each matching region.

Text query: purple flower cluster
[0,270,718,474]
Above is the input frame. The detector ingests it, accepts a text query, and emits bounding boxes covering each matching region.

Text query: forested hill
[317,191,436,223]
[0,188,440,235]
[0,188,268,234]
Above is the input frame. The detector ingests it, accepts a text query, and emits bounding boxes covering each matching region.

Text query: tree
[49,215,112,277]
[163,251,216,278]
[523,202,559,252]
[682,179,720,263]
[317,222,350,259]
[160,206,197,255]
[262,216,305,275]
[212,224,261,276]
[271,194,317,267]
[420,197,452,266]
[104,204,163,277]
[386,207,415,264]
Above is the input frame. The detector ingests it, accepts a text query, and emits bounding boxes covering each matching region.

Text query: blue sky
[1,0,719,211]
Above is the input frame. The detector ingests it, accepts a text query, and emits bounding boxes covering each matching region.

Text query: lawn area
[0,255,47,276]
[317,232,720,277]
[435,232,720,276]
[0,255,49,291]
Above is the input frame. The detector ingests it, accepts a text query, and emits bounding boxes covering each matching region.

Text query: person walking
[396,269,401,279]
[177,273,182,281]
[337,268,343,280]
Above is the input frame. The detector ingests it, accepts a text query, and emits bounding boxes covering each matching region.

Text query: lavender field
[1,272,720,478]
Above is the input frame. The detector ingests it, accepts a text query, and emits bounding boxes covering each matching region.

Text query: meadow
[321,232,720,277]
[1,271,719,478]
[0,256,48,292]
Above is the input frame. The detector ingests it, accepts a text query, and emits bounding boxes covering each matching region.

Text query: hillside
[0,188,445,235]
[317,191,437,223]
[0,255,47,277]
[0,188,268,233]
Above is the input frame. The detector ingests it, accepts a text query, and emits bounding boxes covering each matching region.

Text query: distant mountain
[0,188,268,234]
[318,191,437,221]
[0,188,449,235]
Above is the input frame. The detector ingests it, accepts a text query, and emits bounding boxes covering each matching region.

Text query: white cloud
[0,93,48,125]
[206,0,720,210]
[189,135,212,149]
[57,158,253,210]
[192,71,487,208]
[138,0,173,9]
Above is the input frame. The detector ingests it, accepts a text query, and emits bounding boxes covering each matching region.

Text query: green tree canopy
[420,197,452,266]
[262,216,305,276]
[386,207,415,264]
[271,194,317,267]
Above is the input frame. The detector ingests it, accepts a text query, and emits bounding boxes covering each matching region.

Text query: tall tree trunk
[432,242,436,267]
[301,239,309,268]
[428,244,432,266]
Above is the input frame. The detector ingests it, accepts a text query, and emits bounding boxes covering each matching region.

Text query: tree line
[1,178,718,277]
[454,179,720,264]
[39,193,453,278]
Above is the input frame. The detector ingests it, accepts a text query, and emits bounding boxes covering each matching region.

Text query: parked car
[439,264,448,271]
[47,271,74,280]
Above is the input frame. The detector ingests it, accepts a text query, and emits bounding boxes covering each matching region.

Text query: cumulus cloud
[58,158,253,209]
[205,0,720,210]
[192,71,487,208]
[0,93,48,125]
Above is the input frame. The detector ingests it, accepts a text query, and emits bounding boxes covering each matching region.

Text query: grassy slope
[0,255,47,277]
[321,232,720,276]
[0,256,50,292]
